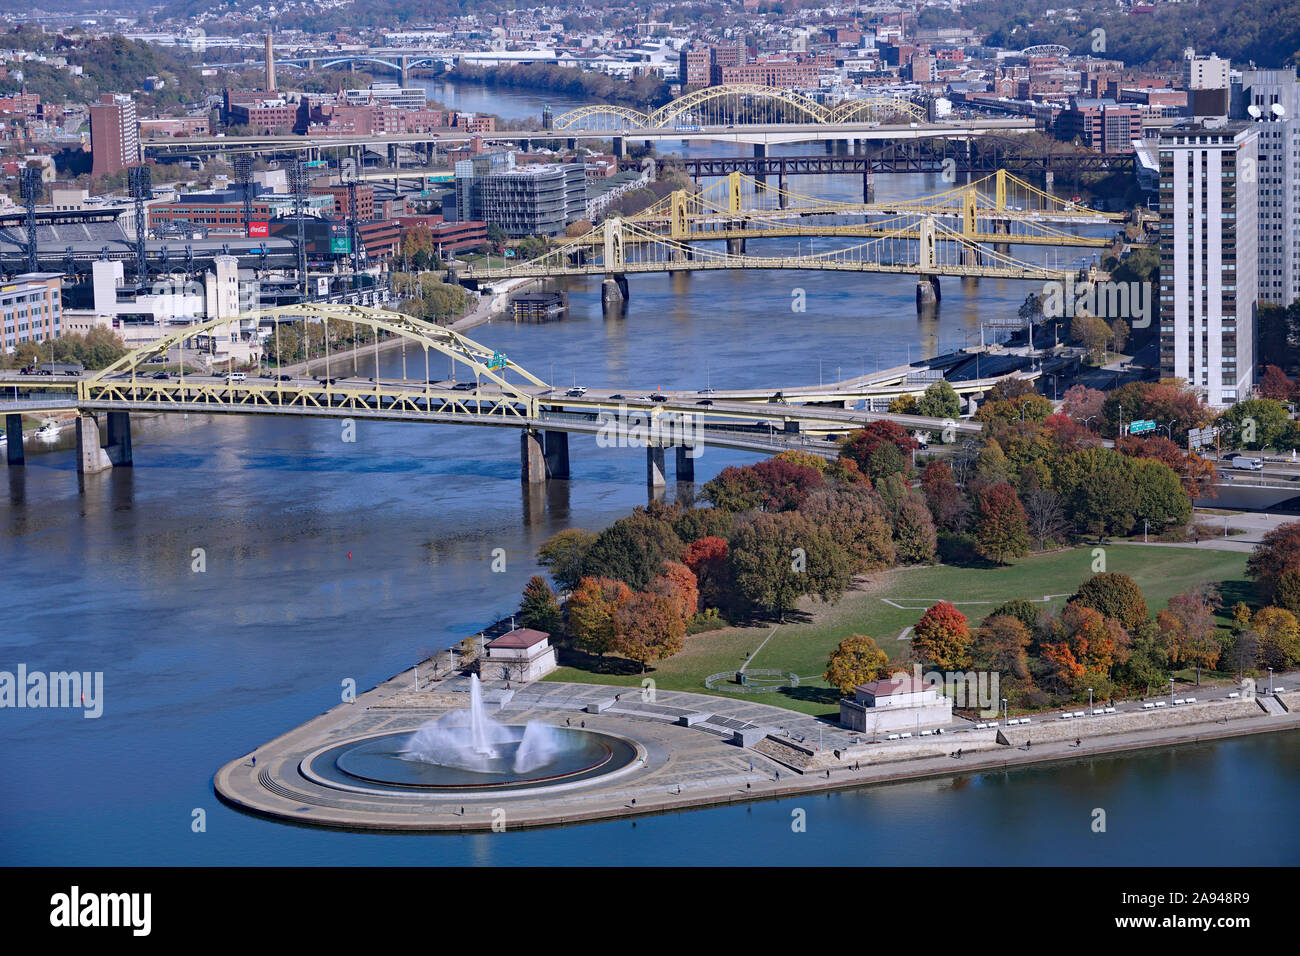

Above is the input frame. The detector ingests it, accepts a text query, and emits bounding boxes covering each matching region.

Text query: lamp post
[1082,415,1097,432]
[1002,697,1008,724]
[1169,677,1175,700]
[1088,687,1093,716]
[1268,667,1274,695]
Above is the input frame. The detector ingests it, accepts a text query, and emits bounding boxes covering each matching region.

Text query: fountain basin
[308,727,638,794]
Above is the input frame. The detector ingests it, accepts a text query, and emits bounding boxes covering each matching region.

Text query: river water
[1,85,1295,866]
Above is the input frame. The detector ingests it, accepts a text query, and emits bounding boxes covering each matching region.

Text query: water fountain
[310,674,637,793]
[400,674,567,774]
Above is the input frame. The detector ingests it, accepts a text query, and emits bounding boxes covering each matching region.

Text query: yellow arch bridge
[3,305,1001,484]
[553,86,929,131]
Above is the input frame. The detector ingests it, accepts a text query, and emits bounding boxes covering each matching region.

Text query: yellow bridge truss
[81,304,549,419]
[469,213,1077,282]
[553,85,927,131]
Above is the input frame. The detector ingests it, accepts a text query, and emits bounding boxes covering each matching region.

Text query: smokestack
[265,34,276,92]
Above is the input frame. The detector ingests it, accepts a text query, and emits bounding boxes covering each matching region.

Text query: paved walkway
[214,670,1300,833]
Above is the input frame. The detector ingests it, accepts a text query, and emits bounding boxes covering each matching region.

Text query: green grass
[545,545,1252,717]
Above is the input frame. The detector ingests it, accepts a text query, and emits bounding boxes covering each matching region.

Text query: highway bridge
[1,305,989,486]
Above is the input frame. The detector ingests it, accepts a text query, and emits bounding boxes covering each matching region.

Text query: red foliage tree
[839,421,917,474]
[683,535,729,610]
[1258,365,1295,401]
[1247,521,1300,602]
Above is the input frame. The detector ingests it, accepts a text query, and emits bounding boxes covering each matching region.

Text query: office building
[1235,69,1300,306]
[89,94,139,179]
[1,272,62,351]
[457,162,586,238]
[1158,121,1259,406]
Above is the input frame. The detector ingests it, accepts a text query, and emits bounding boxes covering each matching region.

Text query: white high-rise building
[1158,121,1259,407]
[1236,69,1300,306]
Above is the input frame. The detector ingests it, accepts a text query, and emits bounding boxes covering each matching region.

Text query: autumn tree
[894,496,938,564]
[1070,572,1149,630]
[582,510,682,590]
[682,536,729,610]
[1251,606,1300,669]
[973,482,1030,565]
[799,485,896,572]
[728,512,850,620]
[613,591,685,673]
[1022,485,1069,550]
[839,421,917,475]
[824,634,891,695]
[651,561,700,624]
[1274,568,1300,616]
[1062,384,1105,422]
[536,528,597,592]
[1247,521,1300,602]
[973,439,1014,487]
[921,459,970,532]
[1157,585,1222,683]
[1257,365,1295,401]
[912,601,972,670]
[567,576,632,662]
[1055,446,1139,541]
[517,575,561,634]
[970,614,1033,700]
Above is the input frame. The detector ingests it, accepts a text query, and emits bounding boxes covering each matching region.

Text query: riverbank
[214,661,1300,833]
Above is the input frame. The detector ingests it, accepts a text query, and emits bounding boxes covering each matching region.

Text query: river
[1,85,1294,866]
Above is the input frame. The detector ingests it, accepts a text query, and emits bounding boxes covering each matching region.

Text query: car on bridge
[649,393,669,403]
[566,386,588,397]
[152,371,170,380]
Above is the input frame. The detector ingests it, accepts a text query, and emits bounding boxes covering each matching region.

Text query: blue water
[2,88,1295,867]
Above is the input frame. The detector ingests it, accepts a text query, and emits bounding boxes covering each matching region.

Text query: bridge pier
[915,276,941,311]
[726,235,746,255]
[105,411,133,466]
[674,445,695,482]
[863,167,875,203]
[778,169,787,207]
[75,414,113,476]
[611,136,624,159]
[601,274,629,316]
[961,247,981,269]
[5,413,23,466]
[825,140,834,155]
[521,430,546,484]
[1045,170,1054,194]
[647,445,667,489]
[543,430,570,479]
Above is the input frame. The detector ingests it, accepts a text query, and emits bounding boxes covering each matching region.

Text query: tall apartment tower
[89,93,140,179]
[1158,121,1259,406]
[1235,69,1300,305]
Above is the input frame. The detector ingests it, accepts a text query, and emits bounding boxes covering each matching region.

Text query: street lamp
[1082,415,1097,431]
[1088,687,1093,716]
[1169,677,1175,700]
[1002,697,1008,724]
[1268,667,1274,695]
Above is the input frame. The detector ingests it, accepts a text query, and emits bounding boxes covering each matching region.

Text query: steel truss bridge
[553,85,928,131]
[3,305,995,483]
[567,170,1124,250]
[465,169,1121,289]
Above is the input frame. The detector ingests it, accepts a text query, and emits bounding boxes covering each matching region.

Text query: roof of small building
[856,675,930,696]
[488,627,550,649]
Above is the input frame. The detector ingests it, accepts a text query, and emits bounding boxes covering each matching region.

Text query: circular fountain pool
[307,727,639,794]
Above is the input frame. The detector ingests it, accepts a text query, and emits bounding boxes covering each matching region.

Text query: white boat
[34,422,61,441]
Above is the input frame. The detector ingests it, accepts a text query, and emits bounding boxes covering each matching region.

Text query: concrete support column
[726,236,746,255]
[520,430,546,484]
[611,136,625,159]
[863,167,875,203]
[646,445,666,488]
[825,139,834,154]
[915,276,941,311]
[601,275,628,317]
[543,430,570,479]
[674,445,695,482]
[5,414,23,466]
[75,414,112,475]
[778,169,787,207]
[1045,169,1055,195]
[105,411,133,466]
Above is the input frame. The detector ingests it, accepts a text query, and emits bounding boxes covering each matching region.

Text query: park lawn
[545,545,1251,718]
